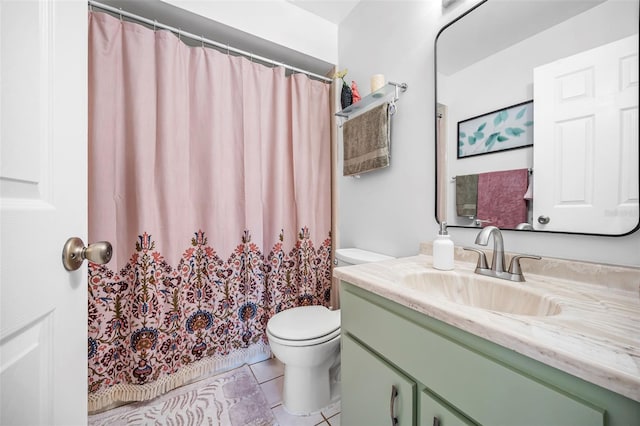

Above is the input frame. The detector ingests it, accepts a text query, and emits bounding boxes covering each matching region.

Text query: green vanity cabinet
[343,332,477,426]
[341,281,640,426]
[420,387,479,426]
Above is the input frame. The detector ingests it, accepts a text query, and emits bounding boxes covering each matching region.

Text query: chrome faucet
[475,226,506,274]
[464,226,541,282]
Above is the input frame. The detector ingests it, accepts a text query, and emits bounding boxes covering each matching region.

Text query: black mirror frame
[433,0,640,237]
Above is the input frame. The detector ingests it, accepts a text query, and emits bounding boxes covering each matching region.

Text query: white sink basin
[399,270,561,317]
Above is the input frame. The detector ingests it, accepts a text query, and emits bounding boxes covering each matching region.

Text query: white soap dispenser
[433,221,454,271]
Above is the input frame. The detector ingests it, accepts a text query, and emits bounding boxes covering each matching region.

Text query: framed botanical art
[457,100,533,158]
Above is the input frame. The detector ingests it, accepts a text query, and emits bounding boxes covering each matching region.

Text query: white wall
[97,0,338,77]
[163,0,338,65]
[338,0,640,267]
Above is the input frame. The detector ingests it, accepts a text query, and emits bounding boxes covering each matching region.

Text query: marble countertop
[333,252,640,402]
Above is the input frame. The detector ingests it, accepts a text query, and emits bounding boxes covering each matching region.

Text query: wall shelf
[335,81,408,120]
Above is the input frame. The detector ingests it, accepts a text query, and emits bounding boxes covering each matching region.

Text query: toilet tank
[331,248,395,310]
[335,248,394,267]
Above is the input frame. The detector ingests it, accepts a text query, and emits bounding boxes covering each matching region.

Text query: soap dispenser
[433,221,454,270]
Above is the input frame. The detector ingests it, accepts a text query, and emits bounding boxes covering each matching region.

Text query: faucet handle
[463,247,489,270]
[508,254,542,276]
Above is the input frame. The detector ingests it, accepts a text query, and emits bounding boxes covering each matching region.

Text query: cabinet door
[420,388,478,426]
[342,334,416,426]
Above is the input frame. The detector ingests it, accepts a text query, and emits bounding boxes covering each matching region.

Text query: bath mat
[88,365,276,426]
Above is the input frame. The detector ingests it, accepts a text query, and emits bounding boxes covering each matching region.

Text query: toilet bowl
[266,248,394,415]
[267,305,340,415]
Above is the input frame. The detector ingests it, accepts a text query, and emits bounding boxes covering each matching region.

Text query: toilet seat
[267,306,340,346]
[267,327,340,347]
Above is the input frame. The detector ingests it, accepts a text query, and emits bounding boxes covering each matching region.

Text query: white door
[533,35,639,233]
[1,1,87,425]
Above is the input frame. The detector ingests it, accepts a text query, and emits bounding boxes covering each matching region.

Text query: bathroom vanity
[335,251,640,425]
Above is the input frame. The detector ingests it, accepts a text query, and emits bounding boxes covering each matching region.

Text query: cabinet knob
[390,385,399,425]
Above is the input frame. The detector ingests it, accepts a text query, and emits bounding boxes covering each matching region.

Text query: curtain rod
[88,0,333,83]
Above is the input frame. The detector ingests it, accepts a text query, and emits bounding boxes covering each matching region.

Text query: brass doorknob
[62,237,112,271]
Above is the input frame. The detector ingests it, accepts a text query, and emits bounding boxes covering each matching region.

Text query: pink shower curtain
[87,12,331,411]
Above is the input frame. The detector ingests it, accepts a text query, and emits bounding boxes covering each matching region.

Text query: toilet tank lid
[335,248,394,264]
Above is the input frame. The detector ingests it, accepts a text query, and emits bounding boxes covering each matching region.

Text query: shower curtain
[87,12,332,411]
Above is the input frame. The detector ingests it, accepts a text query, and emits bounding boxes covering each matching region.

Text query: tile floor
[249,357,341,426]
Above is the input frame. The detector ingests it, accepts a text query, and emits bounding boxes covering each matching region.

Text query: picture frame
[457,100,533,159]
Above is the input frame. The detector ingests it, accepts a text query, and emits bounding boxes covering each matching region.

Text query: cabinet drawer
[341,283,605,426]
[342,334,416,426]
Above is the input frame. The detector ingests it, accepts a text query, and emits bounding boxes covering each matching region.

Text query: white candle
[370,74,385,93]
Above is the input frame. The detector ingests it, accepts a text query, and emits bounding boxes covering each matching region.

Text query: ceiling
[286,0,361,24]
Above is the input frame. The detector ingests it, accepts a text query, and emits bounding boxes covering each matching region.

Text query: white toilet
[266,248,394,415]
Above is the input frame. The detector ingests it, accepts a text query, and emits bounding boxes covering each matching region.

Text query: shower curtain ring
[118,8,123,21]
[201,36,205,48]
[227,44,230,55]
[153,19,157,31]
[178,29,181,41]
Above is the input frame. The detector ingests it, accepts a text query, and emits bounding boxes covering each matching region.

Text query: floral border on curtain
[88,228,331,411]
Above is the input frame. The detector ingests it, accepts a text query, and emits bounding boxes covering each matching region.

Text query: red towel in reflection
[477,169,528,229]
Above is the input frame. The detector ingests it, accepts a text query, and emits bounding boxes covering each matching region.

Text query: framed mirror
[435,0,639,235]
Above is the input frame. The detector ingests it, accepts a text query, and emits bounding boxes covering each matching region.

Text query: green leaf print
[524,121,533,127]
[497,135,509,142]
[516,107,527,120]
[474,131,485,140]
[485,136,496,150]
[485,132,499,147]
[468,136,476,145]
[505,127,525,137]
[493,110,508,126]
[477,122,487,132]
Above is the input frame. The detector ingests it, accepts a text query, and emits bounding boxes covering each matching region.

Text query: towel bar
[451,168,532,182]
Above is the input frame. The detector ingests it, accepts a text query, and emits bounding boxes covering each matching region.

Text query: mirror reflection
[436,0,639,235]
